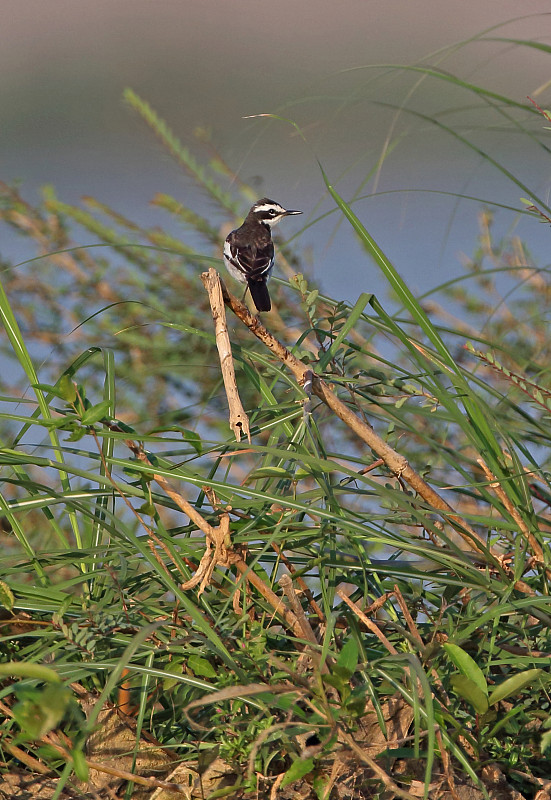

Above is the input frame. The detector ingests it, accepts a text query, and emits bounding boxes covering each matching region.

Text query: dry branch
[201,269,250,442]
[101,418,320,637]
[477,457,545,564]
[210,272,488,555]
[210,273,541,595]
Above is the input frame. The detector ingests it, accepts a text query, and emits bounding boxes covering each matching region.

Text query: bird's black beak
[284,209,302,216]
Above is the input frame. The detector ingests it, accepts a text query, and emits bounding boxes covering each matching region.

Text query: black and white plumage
[223,198,302,312]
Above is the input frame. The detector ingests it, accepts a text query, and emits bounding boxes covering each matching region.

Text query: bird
[223,198,302,312]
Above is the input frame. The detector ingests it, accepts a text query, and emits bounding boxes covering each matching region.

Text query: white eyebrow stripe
[253,203,286,214]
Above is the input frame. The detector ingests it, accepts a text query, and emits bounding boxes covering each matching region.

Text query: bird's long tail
[248,280,271,312]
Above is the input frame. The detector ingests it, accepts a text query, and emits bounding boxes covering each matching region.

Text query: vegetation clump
[1,69,551,799]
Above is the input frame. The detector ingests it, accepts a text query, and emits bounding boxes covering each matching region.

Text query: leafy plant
[1,38,551,799]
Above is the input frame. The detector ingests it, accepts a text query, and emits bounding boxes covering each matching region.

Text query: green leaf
[150,427,203,454]
[162,660,183,690]
[305,289,319,307]
[52,594,73,627]
[0,662,62,683]
[137,501,156,516]
[344,684,368,718]
[449,675,489,715]
[56,374,78,403]
[336,636,359,676]
[313,772,330,800]
[71,746,89,782]
[188,655,217,678]
[64,426,87,442]
[280,757,315,788]
[290,273,308,294]
[488,669,543,706]
[180,428,202,454]
[442,643,487,696]
[32,382,67,400]
[246,467,294,481]
[321,673,345,691]
[12,684,71,740]
[81,400,112,425]
[0,580,14,612]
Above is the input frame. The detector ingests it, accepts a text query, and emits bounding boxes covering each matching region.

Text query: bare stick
[337,588,398,655]
[477,457,545,564]
[201,268,251,442]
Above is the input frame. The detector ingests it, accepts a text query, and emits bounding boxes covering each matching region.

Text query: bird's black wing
[226,236,274,281]
[225,228,274,311]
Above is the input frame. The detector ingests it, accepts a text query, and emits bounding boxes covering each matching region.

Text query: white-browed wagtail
[223,198,302,312]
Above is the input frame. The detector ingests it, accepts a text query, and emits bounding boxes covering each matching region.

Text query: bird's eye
[269,209,278,216]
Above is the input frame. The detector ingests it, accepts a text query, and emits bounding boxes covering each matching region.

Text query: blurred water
[2,1,551,305]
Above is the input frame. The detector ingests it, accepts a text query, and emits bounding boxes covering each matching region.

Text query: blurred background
[2,0,551,301]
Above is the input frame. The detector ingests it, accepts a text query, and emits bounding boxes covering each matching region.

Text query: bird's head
[248,198,302,227]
